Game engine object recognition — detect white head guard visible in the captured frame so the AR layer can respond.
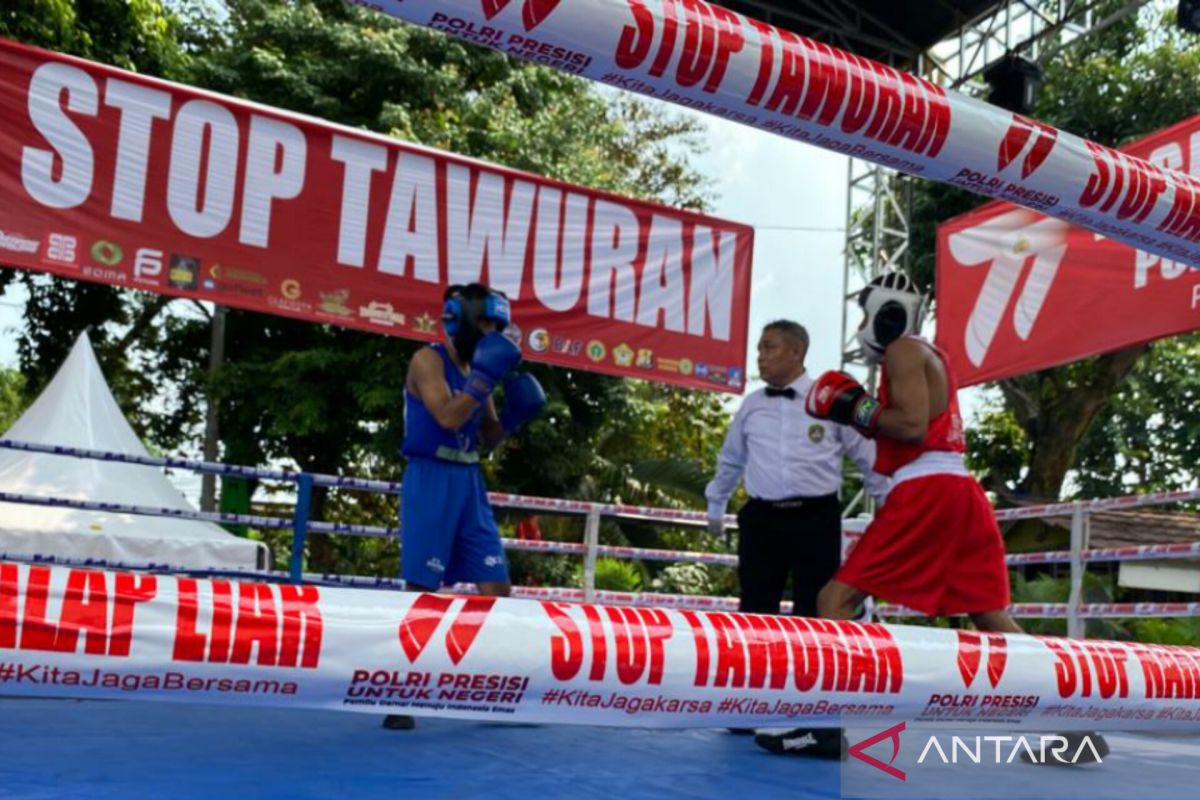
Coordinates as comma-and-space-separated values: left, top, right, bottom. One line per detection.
856, 271, 927, 364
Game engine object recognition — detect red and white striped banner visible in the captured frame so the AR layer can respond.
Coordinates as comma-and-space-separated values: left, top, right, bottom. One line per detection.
3, 562, 1198, 729
362, 0, 1200, 268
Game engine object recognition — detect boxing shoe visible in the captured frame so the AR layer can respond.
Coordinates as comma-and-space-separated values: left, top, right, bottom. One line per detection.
382, 714, 416, 731
755, 727, 848, 759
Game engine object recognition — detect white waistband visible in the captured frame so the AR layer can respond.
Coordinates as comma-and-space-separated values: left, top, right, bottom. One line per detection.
890, 451, 969, 486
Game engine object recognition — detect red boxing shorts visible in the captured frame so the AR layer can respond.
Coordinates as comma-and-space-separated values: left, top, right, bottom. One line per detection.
835, 474, 1010, 617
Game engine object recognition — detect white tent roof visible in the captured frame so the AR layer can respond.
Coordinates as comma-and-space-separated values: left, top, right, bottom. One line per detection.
0, 333, 265, 570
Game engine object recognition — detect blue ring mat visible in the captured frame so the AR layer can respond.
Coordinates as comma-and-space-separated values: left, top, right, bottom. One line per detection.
2, 698, 1198, 799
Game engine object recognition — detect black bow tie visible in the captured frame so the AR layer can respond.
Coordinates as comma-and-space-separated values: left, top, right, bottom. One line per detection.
765, 386, 796, 399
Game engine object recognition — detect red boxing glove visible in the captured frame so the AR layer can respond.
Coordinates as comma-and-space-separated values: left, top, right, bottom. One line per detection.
806, 371, 882, 437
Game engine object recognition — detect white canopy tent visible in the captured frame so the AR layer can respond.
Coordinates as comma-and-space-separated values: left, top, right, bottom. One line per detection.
0, 333, 266, 570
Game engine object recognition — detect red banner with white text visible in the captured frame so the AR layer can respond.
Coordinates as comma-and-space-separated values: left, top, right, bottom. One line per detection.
0, 38, 753, 393
937, 115, 1200, 386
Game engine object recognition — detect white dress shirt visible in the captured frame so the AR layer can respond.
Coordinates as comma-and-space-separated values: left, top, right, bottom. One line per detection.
705, 371, 888, 519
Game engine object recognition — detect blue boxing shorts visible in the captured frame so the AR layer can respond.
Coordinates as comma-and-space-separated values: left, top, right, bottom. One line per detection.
400, 457, 510, 589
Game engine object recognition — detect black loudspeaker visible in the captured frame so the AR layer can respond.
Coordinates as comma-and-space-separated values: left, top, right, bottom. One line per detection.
1181, 0, 1200, 33
983, 55, 1042, 115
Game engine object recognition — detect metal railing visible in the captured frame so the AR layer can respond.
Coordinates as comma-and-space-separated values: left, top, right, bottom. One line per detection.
1, 438, 1197, 630
0, 439, 734, 601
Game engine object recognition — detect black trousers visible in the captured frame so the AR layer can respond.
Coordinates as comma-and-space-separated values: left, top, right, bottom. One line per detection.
736, 494, 842, 617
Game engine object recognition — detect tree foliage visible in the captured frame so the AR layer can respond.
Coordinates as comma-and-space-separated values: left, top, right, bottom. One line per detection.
1074, 333, 1200, 497
0, 0, 189, 428
0, 369, 27, 434
1, 0, 725, 575
0, 0, 185, 74
170, 0, 721, 572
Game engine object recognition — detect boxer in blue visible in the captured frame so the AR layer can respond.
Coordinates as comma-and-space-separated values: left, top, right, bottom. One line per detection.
384, 282, 545, 731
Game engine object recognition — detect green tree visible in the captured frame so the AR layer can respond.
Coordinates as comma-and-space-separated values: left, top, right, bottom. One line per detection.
0, 0, 188, 435
0, 368, 27, 433
0, 0, 724, 577
137, 0, 721, 572
1074, 333, 1200, 497
913, 4, 1200, 500
0, 0, 184, 74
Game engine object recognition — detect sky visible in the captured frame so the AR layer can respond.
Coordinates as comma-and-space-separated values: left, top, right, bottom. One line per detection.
661, 103, 993, 420
0, 290, 21, 364
686, 108, 853, 381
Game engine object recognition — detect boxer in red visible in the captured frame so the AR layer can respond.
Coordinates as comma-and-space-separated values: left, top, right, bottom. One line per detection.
755, 272, 1105, 763
809, 271, 1013, 628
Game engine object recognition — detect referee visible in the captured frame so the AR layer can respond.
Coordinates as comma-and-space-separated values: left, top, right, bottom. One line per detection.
706, 320, 886, 618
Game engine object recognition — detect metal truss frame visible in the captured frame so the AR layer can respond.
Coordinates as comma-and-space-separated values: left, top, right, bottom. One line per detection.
840, 160, 911, 382
835, 0, 1149, 517
838, 0, 1153, 378
740, 0, 916, 65
918, 0, 1153, 90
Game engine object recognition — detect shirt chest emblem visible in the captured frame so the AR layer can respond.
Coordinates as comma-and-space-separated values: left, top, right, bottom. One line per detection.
808, 423, 827, 444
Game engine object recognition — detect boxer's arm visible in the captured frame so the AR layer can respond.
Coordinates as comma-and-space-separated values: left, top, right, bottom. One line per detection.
481, 398, 505, 447
705, 403, 749, 533
407, 348, 483, 432
877, 338, 931, 443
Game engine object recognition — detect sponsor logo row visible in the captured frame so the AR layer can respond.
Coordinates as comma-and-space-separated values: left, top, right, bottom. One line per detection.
2, 230, 741, 385
0, 230, 410, 330
524, 327, 743, 387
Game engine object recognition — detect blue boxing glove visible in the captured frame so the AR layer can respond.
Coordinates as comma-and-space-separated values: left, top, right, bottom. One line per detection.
464, 332, 522, 403
500, 372, 547, 434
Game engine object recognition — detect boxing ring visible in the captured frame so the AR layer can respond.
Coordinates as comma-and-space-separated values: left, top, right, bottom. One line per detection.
4, 0, 1200, 794
4, 440, 1200, 799
4, 438, 1200, 623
